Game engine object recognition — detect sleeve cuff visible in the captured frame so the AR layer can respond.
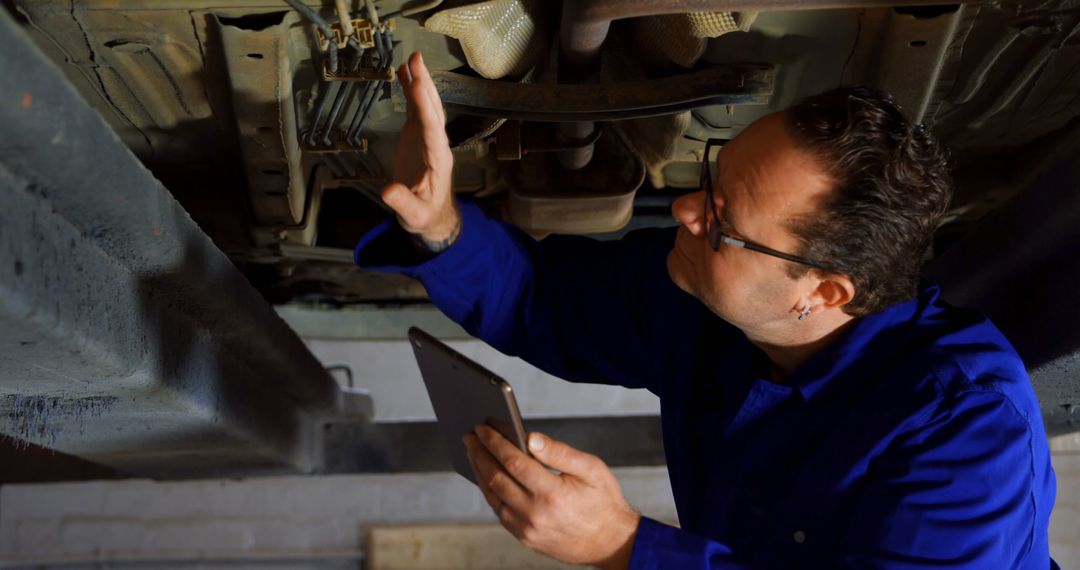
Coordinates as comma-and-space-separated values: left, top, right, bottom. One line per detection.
628, 517, 664, 569
628, 517, 744, 569
353, 199, 490, 277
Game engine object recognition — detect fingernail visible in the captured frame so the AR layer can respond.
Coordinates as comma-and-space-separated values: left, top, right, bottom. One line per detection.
529, 433, 545, 452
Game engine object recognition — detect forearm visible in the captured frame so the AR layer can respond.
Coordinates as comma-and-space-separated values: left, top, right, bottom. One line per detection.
356, 198, 697, 391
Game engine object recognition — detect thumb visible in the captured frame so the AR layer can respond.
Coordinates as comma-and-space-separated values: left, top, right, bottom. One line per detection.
381, 183, 426, 227
528, 431, 599, 477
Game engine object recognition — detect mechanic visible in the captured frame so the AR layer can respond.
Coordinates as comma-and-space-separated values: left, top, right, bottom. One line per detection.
354, 52, 1058, 569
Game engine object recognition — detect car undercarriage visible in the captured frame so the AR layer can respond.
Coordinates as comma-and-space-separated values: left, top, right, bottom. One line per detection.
2, 0, 1078, 477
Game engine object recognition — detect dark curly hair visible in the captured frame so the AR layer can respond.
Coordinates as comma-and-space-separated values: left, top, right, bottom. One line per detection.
783, 86, 953, 317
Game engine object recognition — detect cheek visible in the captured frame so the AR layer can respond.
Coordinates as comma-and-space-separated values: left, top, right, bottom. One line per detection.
702, 249, 765, 308
702, 247, 733, 289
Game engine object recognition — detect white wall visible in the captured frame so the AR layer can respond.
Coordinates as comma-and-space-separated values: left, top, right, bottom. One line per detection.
1049, 434, 1080, 567
304, 339, 661, 422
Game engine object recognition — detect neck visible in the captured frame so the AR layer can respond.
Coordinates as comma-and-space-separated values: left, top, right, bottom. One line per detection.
752, 315, 857, 381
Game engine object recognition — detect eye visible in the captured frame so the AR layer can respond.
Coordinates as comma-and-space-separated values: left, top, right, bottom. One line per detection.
719, 218, 743, 240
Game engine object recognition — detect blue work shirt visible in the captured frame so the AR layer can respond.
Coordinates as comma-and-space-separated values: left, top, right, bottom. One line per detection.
355, 199, 1058, 569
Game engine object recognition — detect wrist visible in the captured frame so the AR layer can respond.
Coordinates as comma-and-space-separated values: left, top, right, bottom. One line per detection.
416, 208, 462, 253
596, 510, 639, 570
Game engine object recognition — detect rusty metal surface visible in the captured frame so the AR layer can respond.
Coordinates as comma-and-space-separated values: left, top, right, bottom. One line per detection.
926, 0, 1080, 149
6, 0, 1079, 306
507, 127, 645, 234
217, 11, 307, 227
847, 5, 967, 123
432, 63, 776, 121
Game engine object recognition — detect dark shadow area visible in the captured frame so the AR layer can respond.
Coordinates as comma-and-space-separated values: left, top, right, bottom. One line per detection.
0, 438, 121, 484
926, 145, 1080, 369
321, 415, 665, 474
925, 142, 1080, 434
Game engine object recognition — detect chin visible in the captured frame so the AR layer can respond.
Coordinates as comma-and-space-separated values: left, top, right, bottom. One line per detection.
666, 250, 698, 298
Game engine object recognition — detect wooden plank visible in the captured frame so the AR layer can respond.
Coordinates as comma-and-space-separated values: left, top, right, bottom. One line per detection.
367, 524, 581, 569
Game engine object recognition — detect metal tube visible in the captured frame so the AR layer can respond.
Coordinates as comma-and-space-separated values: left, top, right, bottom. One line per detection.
558, 0, 606, 170
306, 80, 336, 147
335, 0, 354, 38
557, 122, 596, 170
344, 29, 387, 145
283, 0, 339, 73
347, 28, 393, 146
365, 0, 380, 27
306, 79, 330, 146
321, 81, 354, 145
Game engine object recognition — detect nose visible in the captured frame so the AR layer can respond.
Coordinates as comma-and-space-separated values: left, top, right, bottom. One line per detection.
673, 190, 707, 237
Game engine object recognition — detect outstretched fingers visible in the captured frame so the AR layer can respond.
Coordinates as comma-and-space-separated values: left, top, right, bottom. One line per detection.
398, 61, 415, 121
405, 52, 446, 133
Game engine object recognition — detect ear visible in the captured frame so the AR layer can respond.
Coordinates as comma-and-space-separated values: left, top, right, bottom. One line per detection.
807, 272, 855, 314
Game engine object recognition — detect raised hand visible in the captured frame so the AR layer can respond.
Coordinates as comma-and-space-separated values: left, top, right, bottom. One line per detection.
381, 51, 460, 251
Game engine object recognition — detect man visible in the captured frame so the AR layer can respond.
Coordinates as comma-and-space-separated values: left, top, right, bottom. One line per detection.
355, 52, 1058, 569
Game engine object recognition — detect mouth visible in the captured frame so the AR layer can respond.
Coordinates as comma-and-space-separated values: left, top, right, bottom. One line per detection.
673, 228, 695, 264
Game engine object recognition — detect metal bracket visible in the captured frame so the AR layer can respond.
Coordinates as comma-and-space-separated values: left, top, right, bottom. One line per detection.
319, 20, 396, 81
301, 130, 370, 152
317, 18, 395, 50
323, 65, 396, 82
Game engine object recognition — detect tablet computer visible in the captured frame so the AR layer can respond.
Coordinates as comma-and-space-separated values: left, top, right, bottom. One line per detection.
408, 326, 529, 484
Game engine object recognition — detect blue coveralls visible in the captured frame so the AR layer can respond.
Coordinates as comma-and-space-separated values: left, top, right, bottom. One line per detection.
356, 199, 1058, 569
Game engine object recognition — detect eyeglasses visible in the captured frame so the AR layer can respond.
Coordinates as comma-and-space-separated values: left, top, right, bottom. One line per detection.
700, 138, 831, 271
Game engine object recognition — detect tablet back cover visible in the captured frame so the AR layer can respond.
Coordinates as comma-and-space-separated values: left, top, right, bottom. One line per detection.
408, 327, 527, 484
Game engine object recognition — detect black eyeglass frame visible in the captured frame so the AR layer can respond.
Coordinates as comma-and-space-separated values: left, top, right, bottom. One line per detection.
700, 138, 833, 271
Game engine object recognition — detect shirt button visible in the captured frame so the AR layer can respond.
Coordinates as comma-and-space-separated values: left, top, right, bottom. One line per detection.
793, 530, 806, 543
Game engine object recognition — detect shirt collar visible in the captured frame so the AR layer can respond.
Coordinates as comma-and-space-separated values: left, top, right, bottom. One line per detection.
789, 284, 941, 401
